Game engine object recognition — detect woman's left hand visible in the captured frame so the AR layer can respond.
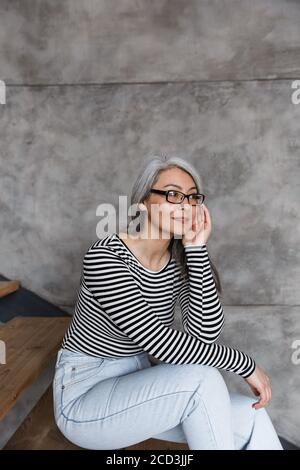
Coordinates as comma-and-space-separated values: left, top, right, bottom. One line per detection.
182, 203, 212, 246
244, 364, 272, 409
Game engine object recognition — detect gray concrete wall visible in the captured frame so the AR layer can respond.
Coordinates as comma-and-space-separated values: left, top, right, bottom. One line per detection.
0, 0, 299, 447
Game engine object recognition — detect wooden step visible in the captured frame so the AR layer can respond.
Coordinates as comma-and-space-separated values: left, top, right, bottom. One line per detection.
0, 280, 20, 298
1, 315, 189, 450
4, 385, 189, 450
0, 316, 71, 420
4, 386, 80, 450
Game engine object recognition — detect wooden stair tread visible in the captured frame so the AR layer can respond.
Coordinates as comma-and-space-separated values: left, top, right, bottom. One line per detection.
0, 281, 20, 298
2, 316, 188, 450
4, 386, 189, 450
4, 386, 80, 450
0, 316, 71, 420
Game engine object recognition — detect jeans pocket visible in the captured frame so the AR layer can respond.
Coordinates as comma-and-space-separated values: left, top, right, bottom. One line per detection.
62, 358, 106, 389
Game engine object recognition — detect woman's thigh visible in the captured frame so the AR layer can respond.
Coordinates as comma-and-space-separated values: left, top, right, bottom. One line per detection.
53, 350, 216, 450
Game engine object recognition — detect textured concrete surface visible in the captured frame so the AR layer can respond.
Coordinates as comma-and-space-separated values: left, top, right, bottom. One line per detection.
0, 81, 299, 305
0, 0, 299, 448
1, 0, 300, 84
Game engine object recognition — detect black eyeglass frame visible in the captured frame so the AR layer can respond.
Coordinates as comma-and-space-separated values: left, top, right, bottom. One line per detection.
149, 188, 205, 205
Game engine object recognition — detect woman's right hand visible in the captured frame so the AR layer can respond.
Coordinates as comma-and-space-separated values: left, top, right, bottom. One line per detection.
244, 364, 272, 410
182, 203, 212, 247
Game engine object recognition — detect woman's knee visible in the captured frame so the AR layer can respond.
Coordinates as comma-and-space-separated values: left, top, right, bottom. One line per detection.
230, 391, 257, 410
202, 366, 229, 392
230, 392, 276, 425
180, 364, 230, 402
180, 363, 225, 383
230, 391, 259, 427
157, 363, 230, 402
230, 391, 282, 449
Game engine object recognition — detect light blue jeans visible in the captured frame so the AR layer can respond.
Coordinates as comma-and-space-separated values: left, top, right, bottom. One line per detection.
52, 348, 283, 450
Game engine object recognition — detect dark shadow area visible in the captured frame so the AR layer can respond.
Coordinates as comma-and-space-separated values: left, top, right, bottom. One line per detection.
0, 274, 69, 323
279, 436, 299, 450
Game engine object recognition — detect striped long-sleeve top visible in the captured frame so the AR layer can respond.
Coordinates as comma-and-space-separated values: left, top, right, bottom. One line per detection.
62, 232, 256, 378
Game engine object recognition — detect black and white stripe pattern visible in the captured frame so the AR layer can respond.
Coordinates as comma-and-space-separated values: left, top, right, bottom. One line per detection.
62, 233, 256, 378
179, 245, 226, 344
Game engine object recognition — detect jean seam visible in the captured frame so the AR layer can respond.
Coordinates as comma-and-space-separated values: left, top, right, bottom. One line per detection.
195, 393, 219, 449
179, 379, 218, 449
103, 376, 120, 417
62, 362, 106, 389
59, 389, 197, 424
133, 355, 141, 370
236, 407, 257, 448
182, 365, 222, 449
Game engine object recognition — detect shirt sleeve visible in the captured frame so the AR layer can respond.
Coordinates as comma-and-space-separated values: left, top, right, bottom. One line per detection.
82, 245, 256, 378
178, 244, 225, 344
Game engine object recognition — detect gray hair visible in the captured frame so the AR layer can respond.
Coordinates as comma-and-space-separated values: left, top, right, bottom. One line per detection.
120, 155, 222, 294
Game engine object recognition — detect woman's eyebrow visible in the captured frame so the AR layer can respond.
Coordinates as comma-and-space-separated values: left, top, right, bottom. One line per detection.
162, 184, 197, 191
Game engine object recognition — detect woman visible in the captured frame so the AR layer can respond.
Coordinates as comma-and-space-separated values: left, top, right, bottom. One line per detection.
53, 155, 283, 450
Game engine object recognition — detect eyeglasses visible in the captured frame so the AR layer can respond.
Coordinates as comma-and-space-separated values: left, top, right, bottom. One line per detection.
150, 189, 205, 205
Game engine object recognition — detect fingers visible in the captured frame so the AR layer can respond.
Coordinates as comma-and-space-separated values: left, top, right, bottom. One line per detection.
264, 376, 272, 405
245, 365, 272, 410
196, 204, 203, 227
267, 381, 272, 402
251, 386, 260, 396
202, 203, 211, 229
255, 388, 268, 409
252, 388, 265, 409
252, 382, 272, 410
201, 204, 206, 223
194, 204, 209, 242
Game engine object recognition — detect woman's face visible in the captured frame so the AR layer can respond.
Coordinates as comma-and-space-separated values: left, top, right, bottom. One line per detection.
142, 167, 200, 239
